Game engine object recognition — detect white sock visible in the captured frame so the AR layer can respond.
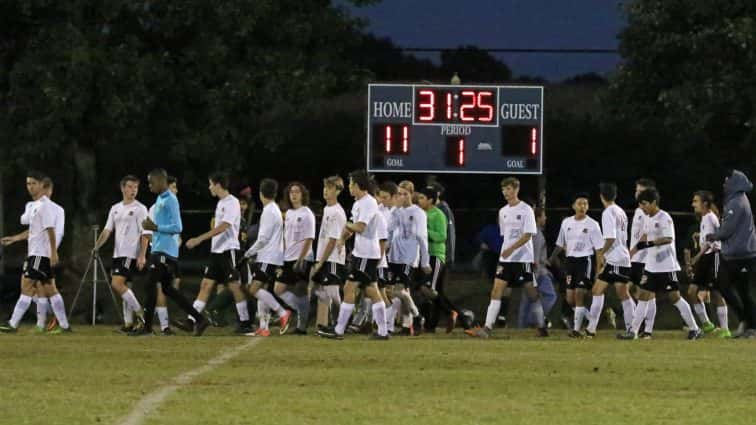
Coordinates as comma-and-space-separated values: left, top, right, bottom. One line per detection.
404, 290, 420, 316
280, 291, 298, 310
717, 306, 729, 330
236, 301, 250, 322
36, 297, 49, 328
188, 300, 206, 322
573, 307, 587, 332
621, 298, 636, 331
531, 300, 546, 328
385, 305, 395, 332
587, 295, 605, 333
631, 300, 649, 335
644, 298, 657, 333
255, 289, 283, 313
484, 299, 502, 329
156, 307, 169, 330
693, 302, 710, 324
123, 300, 134, 326
372, 301, 388, 336
49, 294, 69, 329
122, 290, 143, 318
258, 300, 271, 330
334, 302, 355, 335
389, 298, 401, 330
402, 313, 412, 328
10, 294, 33, 328
674, 298, 699, 331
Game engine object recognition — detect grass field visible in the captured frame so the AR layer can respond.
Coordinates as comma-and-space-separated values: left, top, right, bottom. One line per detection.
2, 326, 756, 425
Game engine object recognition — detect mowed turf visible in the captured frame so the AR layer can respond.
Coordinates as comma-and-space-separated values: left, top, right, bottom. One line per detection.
2, 327, 756, 425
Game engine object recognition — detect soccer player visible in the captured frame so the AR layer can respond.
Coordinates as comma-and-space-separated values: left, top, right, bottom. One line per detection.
243, 178, 292, 337
1, 172, 71, 333
550, 193, 603, 338
311, 176, 347, 331
688, 190, 730, 337
517, 207, 558, 328
629, 178, 655, 337
131, 169, 208, 336
374, 181, 396, 333
585, 183, 634, 337
92, 175, 149, 332
181, 172, 252, 334
151, 176, 181, 334
274, 182, 316, 334
317, 170, 389, 340
619, 188, 702, 340
467, 177, 548, 338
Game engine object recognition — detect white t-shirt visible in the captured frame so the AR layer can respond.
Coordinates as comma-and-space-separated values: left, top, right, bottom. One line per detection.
249, 202, 284, 266
317, 203, 347, 264
643, 210, 681, 273
27, 196, 56, 258
498, 201, 537, 263
630, 208, 649, 263
601, 204, 631, 267
556, 216, 604, 258
699, 212, 722, 254
20, 201, 36, 225
350, 194, 381, 260
104, 201, 149, 259
376, 209, 390, 268
284, 206, 316, 261
211, 195, 241, 253
49, 200, 65, 249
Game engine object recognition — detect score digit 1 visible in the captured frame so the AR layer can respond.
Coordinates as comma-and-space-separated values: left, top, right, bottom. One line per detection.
446, 137, 465, 167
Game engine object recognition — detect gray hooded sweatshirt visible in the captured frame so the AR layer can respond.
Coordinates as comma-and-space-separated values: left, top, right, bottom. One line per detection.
712, 170, 756, 260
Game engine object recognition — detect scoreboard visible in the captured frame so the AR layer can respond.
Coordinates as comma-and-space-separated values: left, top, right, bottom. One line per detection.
367, 83, 544, 174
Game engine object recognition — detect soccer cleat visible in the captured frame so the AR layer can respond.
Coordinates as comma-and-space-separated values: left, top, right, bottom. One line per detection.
345, 324, 361, 334
246, 328, 271, 337
639, 331, 653, 340
413, 316, 426, 335
687, 329, 704, 340
446, 311, 458, 334
193, 318, 210, 337
128, 326, 155, 336
172, 318, 195, 333
118, 325, 135, 334
701, 322, 717, 334
717, 328, 732, 339
161, 328, 176, 336
465, 326, 491, 338
536, 327, 549, 337
316, 326, 343, 340
46, 317, 58, 332
567, 330, 584, 339
584, 330, 596, 339
0, 323, 18, 333
278, 310, 293, 335
234, 322, 254, 335
47, 326, 72, 335
604, 308, 617, 330
207, 310, 227, 327
369, 332, 390, 340
616, 331, 638, 340
560, 315, 572, 330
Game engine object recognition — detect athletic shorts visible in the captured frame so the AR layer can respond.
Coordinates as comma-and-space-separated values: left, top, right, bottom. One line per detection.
311, 261, 346, 286
250, 262, 279, 286
630, 262, 645, 285
495, 262, 534, 287
693, 252, 721, 290
597, 264, 631, 284
565, 256, 595, 290
112, 257, 138, 281
424, 256, 446, 291
388, 262, 414, 286
641, 271, 680, 292
203, 251, 241, 284
377, 267, 390, 287
277, 260, 312, 286
346, 256, 379, 286
23, 256, 53, 282
148, 254, 179, 286
238, 261, 253, 285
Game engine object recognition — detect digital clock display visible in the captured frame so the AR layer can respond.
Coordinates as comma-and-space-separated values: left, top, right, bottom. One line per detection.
367, 84, 544, 174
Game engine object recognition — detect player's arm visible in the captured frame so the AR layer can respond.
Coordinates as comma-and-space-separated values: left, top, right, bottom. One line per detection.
93, 229, 112, 252
244, 211, 273, 258
548, 223, 566, 264
501, 233, 533, 260
47, 227, 58, 266
1, 230, 29, 246
186, 222, 230, 249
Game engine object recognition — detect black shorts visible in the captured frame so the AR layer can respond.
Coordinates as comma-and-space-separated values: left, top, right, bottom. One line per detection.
424, 257, 446, 291
630, 262, 645, 285
112, 257, 138, 281
389, 263, 414, 285
250, 262, 279, 286
311, 262, 346, 286
693, 252, 721, 289
203, 251, 241, 284
495, 262, 534, 287
598, 264, 631, 284
346, 256, 380, 286
641, 271, 680, 292
174, 261, 182, 279
148, 254, 179, 286
377, 267, 390, 287
277, 260, 312, 285
565, 256, 595, 290
238, 261, 253, 285
23, 256, 53, 282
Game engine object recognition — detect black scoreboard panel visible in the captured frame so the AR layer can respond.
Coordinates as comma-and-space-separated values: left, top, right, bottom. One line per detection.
367, 84, 544, 174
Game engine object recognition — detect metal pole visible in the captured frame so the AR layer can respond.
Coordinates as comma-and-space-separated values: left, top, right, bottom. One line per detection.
91, 225, 98, 325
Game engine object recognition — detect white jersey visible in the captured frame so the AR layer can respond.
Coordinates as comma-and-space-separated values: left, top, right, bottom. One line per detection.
376, 209, 390, 268
248, 202, 284, 266
27, 196, 56, 258
317, 203, 347, 264
556, 216, 603, 258
104, 201, 149, 259
700, 212, 721, 254
49, 200, 65, 249
643, 210, 680, 273
630, 208, 649, 263
350, 194, 381, 260
601, 204, 631, 267
20, 201, 36, 225
284, 206, 316, 261
388, 204, 430, 268
498, 201, 537, 263
212, 195, 241, 253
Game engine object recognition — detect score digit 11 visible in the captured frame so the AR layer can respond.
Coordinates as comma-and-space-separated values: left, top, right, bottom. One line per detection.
378, 124, 410, 155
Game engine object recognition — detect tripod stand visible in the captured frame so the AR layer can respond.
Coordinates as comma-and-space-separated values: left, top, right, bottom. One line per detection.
69, 225, 122, 325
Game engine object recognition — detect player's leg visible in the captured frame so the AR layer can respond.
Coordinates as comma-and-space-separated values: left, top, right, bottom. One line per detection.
318, 280, 358, 339
247, 267, 293, 334
619, 287, 654, 339
523, 279, 547, 336
586, 279, 608, 335
43, 278, 71, 333
668, 284, 702, 339
614, 282, 635, 332
467, 274, 509, 338
1, 276, 37, 332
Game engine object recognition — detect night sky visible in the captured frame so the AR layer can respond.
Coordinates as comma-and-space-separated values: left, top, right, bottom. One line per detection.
345, 0, 625, 81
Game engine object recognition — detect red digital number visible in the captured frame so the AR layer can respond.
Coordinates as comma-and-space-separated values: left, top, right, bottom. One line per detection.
478, 91, 494, 122
418, 90, 435, 121
457, 138, 465, 166
459, 91, 476, 122
446, 92, 453, 120
402, 125, 409, 153
531, 128, 537, 155
384, 125, 392, 153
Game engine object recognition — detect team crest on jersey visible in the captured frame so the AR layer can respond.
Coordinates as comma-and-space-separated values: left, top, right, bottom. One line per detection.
582, 228, 588, 233
128, 211, 134, 216
655, 223, 659, 228
516, 215, 521, 220
409, 216, 414, 221
297, 217, 302, 222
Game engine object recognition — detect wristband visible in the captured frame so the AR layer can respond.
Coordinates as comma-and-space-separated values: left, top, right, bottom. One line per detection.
636, 241, 655, 250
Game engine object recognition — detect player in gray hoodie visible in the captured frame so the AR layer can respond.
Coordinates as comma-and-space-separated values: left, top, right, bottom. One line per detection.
707, 170, 756, 336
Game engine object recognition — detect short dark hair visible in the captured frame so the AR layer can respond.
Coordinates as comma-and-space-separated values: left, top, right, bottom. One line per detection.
26, 170, 47, 182
348, 169, 370, 191
572, 192, 590, 203
259, 178, 278, 200
167, 175, 177, 185
120, 175, 140, 188
418, 186, 438, 203
378, 181, 399, 196
431, 181, 446, 199
637, 188, 660, 204
500, 177, 520, 189
283, 182, 310, 209
635, 178, 656, 189
599, 182, 617, 201
149, 168, 168, 179
209, 171, 230, 189
41, 176, 53, 189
